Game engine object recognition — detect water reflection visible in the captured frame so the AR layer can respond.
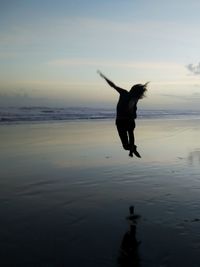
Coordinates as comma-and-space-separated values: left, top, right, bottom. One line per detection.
118, 206, 141, 267
188, 149, 200, 165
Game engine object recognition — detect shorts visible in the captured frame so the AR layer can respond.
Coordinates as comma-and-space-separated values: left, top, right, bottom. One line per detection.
115, 118, 135, 131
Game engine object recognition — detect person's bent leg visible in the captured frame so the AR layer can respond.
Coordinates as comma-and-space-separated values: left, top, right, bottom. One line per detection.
116, 122, 130, 150
128, 129, 135, 157
128, 121, 141, 158
128, 129, 135, 150
128, 120, 135, 152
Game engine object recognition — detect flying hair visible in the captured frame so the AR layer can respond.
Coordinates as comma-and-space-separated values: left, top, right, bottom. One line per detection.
129, 82, 149, 99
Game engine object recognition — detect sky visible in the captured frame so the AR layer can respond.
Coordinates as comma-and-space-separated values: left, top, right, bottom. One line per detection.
1, 0, 200, 109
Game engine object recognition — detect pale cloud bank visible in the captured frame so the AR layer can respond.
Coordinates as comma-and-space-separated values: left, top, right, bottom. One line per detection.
186, 63, 200, 75
48, 58, 182, 70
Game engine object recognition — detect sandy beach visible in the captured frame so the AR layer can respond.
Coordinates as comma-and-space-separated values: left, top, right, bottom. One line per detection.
1, 118, 200, 266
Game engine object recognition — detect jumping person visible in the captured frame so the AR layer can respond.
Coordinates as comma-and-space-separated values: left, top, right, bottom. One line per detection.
98, 71, 148, 158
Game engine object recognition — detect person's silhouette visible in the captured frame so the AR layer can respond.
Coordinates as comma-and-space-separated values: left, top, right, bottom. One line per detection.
98, 71, 148, 158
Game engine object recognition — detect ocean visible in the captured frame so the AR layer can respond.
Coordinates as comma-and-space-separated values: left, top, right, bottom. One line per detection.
0, 106, 200, 123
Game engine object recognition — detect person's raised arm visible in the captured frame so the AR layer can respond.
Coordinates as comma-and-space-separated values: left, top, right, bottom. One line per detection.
97, 70, 125, 94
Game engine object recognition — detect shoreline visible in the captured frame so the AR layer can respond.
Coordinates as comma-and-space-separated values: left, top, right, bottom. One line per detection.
1, 114, 200, 126
1, 106, 200, 125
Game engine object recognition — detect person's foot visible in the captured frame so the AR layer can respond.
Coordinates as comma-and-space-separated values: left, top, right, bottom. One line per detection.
129, 151, 133, 157
133, 149, 141, 158
131, 145, 141, 158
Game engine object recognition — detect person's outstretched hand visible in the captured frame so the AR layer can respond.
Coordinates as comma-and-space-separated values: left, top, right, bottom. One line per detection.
97, 70, 105, 79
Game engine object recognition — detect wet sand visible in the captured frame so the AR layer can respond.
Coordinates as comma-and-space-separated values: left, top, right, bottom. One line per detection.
1, 118, 200, 266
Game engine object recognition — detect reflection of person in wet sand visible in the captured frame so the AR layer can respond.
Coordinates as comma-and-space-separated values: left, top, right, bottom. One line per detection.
98, 71, 148, 158
118, 206, 141, 267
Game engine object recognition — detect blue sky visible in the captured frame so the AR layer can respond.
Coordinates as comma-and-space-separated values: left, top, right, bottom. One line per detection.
1, 0, 200, 108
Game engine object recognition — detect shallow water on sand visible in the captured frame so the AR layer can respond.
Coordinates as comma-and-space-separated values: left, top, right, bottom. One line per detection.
1, 119, 200, 266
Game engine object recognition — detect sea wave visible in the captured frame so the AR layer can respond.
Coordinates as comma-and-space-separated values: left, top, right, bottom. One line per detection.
0, 107, 200, 124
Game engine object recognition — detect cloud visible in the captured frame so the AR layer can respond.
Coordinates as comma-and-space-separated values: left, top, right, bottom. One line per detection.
0, 91, 69, 107
160, 92, 200, 101
186, 63, 200, 75
48, 58, 181, 70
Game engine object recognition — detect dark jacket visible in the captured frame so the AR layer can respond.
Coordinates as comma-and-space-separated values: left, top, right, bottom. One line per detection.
116, 90, 137, 120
